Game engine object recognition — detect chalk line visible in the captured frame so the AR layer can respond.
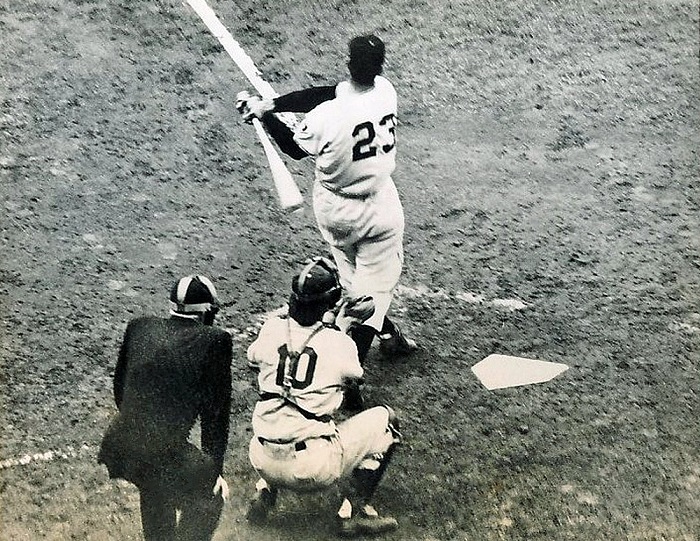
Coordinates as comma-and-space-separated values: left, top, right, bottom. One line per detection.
0, 445, 94, 470
395, 284, 527, 311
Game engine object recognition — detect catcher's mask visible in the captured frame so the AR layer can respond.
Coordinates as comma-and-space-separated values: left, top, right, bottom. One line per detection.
289, 257, 342, 326
169, 275, 220, 324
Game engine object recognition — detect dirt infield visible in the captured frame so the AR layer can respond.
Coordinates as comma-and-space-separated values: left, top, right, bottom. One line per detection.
1, 0, 698, 539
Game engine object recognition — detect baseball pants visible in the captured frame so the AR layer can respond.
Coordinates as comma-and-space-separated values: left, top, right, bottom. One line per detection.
249, 406, 396, 491
313, 181, 405, 332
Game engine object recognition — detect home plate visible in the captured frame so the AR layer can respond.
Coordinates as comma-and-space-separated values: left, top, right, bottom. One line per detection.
472, 354, 569, 390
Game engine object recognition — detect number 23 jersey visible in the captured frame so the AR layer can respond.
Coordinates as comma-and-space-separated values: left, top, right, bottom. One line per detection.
247, 316, 364, 441
293, 76, 398, 197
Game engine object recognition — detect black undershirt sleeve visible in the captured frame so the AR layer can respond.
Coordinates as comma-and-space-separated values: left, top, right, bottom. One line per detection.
260, 113, 309, 160
272, 85, 337, 113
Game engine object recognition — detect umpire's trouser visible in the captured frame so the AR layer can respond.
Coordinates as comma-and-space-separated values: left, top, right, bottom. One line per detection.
99, 422, 223, 541
137, 444, 223, 541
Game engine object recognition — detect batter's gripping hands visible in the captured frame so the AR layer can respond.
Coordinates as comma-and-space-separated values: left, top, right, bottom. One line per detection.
235, 91, 274, 123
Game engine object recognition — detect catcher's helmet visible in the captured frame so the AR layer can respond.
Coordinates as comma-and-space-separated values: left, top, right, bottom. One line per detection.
348, 35, 385, 86
289, 257, 342, 325
169, 275, 219, 318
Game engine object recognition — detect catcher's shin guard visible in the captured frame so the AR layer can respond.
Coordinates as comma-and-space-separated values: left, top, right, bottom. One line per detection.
350, 443, 397, 503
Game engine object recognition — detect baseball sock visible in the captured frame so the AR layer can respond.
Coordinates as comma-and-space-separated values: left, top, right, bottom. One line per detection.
350, 444, 397, 503
350, 324, 376, 363
379, 317, 397, 339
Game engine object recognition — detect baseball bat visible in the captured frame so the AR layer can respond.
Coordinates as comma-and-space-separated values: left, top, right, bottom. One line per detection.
185, 0, 303, 211
251, 117, 304, 210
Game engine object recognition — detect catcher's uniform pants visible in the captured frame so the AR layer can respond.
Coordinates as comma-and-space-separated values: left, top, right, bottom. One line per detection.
249, 406, 396, 491
312, 180, 405, 332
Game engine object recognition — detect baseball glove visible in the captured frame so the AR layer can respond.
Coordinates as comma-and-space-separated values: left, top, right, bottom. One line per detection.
341, 295, 375, 324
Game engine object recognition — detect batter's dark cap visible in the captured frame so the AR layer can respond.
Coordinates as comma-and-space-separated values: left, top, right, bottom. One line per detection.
349, 35, 385, 67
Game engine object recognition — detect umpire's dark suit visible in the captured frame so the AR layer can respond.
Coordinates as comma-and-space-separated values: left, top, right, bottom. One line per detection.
99, 315, 232, 541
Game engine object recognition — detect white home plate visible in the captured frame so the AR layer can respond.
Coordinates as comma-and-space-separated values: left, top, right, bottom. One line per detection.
472, 354, 569, 390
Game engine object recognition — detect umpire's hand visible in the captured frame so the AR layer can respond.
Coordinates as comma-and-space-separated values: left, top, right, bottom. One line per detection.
213, 476, 230, 501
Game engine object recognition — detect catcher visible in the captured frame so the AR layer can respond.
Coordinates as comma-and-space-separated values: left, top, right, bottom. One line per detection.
245, 256, 402, 537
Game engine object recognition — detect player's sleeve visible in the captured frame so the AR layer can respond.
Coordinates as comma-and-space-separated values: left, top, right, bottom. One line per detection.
337, 334, 364, 381
113, 322, 132, 409
272, 85, 337, 113
247, 318, 280, 369
200, 330, 233, 474
293, 106, 328, 157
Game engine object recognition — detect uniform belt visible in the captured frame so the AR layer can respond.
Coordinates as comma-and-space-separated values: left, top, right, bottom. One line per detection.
322, 184, 373, 200
336, 191, 372, 200
258, 437, 307, 452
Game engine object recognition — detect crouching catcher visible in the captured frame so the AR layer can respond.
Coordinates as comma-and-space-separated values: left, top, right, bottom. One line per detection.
246, 257, 402, 537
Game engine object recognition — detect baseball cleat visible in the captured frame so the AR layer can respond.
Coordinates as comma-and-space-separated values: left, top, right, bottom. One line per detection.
378, 324, 417, 358
245, 486, 277, 524
338, 512, 398, 537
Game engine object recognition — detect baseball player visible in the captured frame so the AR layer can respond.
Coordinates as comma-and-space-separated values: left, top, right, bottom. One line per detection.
98, 275, 232, 541
237, 35, 416, 381
245, 256, 401, 537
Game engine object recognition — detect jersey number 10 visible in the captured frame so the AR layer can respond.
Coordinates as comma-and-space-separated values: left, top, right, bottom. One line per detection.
352, 114, 397, 162
276, 345, 317, 390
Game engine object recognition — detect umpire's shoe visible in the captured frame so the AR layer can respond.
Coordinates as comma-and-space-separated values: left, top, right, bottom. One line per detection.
378, 323, 417, 358
338, 510, 398, 537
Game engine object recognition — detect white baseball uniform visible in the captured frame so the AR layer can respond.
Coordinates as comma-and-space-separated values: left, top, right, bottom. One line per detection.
292, 76, 405, 331
247, 314, 397, 490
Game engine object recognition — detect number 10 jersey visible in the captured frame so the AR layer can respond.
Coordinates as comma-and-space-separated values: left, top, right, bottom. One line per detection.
247, 315, 363, 442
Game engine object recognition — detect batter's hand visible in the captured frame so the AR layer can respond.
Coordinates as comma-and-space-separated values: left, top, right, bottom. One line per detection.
235, 91, 254, 122
213, 475, 230, 501
248, 97, 274, 119
235, 91, 274, 123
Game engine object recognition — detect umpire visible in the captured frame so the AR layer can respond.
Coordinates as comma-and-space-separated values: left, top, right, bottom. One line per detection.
98, 275, 233, 541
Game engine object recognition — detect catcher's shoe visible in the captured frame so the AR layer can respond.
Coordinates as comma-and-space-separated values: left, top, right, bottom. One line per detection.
337, 511, 398, 537
245, 486, 277, 524
378, 324, 417, 358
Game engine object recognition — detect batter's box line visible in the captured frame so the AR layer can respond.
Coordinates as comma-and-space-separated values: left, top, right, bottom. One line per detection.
394, 284, 527, 311
0, 444, 94, 470
222, 287, 527, 341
